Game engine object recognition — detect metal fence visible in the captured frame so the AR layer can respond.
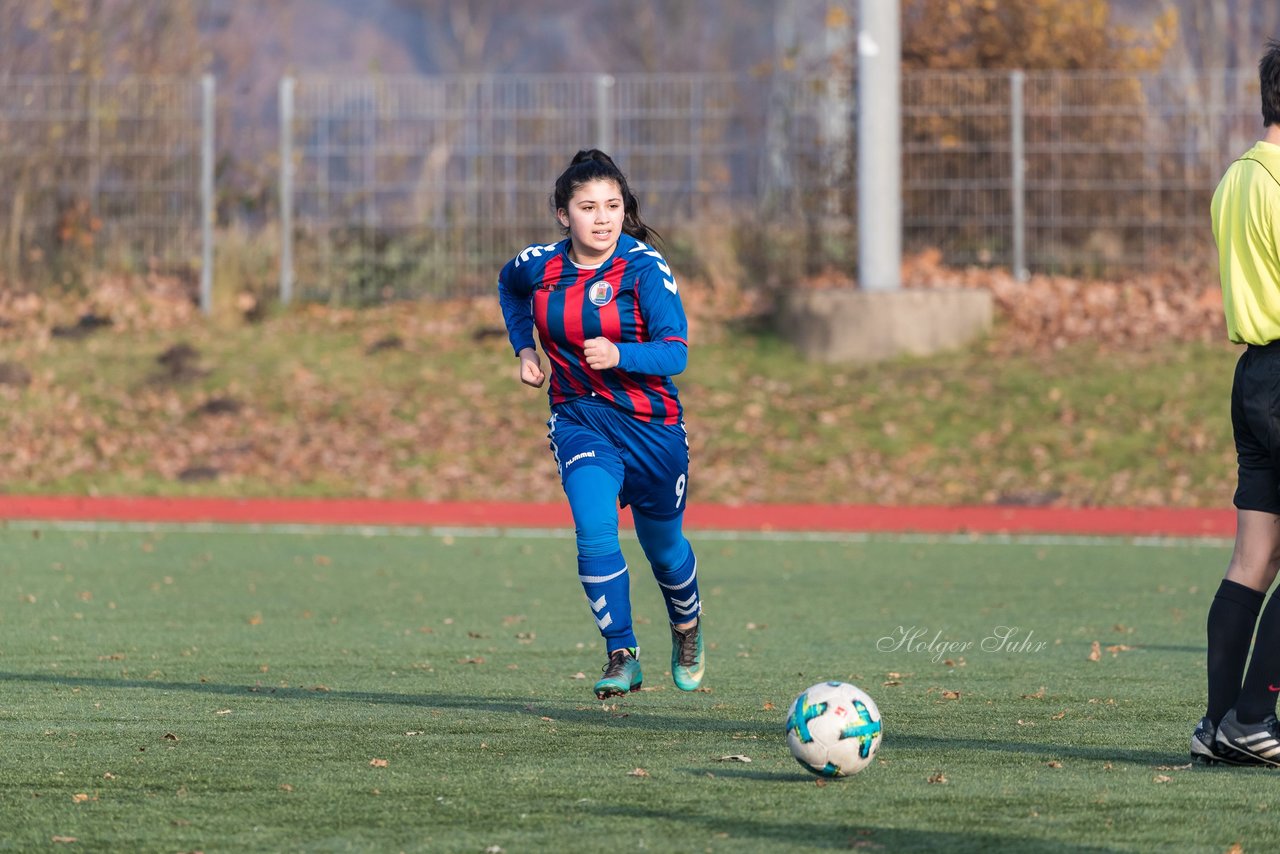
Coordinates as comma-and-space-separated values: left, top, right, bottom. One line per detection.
281, 69, 1259, 300
902, 69, 1259, 276
0, 75, 214, 307
279, 73, 799, 302
0, 69, 1262, 305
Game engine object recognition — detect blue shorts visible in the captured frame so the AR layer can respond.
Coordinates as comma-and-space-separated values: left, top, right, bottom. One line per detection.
548, 397, 690, 520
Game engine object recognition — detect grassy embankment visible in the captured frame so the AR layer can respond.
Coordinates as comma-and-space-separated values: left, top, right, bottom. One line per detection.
0, 299, 1239, 507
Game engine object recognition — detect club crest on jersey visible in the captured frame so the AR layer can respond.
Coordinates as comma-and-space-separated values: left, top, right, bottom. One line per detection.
588, 280, 614, 307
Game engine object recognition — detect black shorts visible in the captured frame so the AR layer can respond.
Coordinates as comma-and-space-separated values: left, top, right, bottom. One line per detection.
1233, 341, 1280, 514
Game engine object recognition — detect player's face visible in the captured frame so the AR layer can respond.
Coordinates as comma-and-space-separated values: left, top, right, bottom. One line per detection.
558, 179, 624, 266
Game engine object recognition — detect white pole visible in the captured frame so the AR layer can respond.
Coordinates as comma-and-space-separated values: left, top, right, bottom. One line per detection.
1011, 70, 1028, 281
200, 74, 215, 315
596, 74, 615, 154
856, 0, 901, 291
279, 77, 295, 305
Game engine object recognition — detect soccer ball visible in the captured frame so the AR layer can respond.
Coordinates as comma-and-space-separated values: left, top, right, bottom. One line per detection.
785, 681, 882, 777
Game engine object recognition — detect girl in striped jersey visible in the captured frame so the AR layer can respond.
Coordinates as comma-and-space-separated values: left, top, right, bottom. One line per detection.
498, 149, 705, 700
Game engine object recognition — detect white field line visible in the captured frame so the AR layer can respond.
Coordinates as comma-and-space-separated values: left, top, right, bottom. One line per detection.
0, 518, 1232, 549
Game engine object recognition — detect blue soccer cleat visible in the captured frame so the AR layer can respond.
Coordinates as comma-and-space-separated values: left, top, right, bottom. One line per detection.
594, 648, 643, 699
670, 617, 705, 692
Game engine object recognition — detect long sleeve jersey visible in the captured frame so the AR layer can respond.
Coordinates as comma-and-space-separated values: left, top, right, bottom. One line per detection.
498, 233, 688, 425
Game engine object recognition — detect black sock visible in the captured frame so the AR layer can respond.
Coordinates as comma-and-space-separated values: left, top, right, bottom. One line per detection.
1233, 585, 1280, 724
1207, 578, 1265, 725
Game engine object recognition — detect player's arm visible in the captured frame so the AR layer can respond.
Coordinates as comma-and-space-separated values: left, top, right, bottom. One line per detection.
612, 253, 689, 376
497, 257, 545, 387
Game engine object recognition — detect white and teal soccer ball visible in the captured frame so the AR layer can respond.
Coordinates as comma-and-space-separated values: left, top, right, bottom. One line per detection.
785, 681, 882, 777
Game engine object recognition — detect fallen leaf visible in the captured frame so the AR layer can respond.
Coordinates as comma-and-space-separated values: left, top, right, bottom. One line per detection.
571, 672, 586, 680
1022, 687, 1046, 699
627, 768, 649, 777
762, 701, 776, 711
1051, 710, 1066, 720
941, 690, 961, 700
369, 758, 388, 768
280, 783, 294, 792
1153, 774, 1171, 783
927, 772, 947, 784
71, 793, 92, 803
882, 680, 903, 687
52, 837, 77, 844
1046, 760, 1063, 768
717, 755, 752, 763
1088, 641, 1101, 662
163, 732, 179, 741
215, 709, 232, 716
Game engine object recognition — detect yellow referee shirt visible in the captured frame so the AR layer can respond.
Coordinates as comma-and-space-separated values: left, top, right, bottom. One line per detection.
1212, 140, 1280, 345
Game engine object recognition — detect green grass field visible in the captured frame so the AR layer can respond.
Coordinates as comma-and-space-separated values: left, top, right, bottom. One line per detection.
0, 523, 1265, 853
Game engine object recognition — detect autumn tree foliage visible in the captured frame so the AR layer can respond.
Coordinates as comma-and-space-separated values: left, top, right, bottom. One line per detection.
0, 0, 210, 289
898, 0, 1183, 274
902, 0, 1177, 72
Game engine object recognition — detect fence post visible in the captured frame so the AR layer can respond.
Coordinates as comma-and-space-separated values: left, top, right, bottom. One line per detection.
595, 74, 615, 154
279, 77, 295, 305
200, 74, 215, 315
1010, 70, 1028, 282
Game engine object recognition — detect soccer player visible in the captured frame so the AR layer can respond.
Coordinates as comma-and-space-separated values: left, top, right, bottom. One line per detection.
497, 149, 705, 700
1194, 39, 1280, 766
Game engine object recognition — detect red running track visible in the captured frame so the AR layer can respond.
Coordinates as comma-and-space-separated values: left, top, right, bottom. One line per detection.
0, 496, 1236, 538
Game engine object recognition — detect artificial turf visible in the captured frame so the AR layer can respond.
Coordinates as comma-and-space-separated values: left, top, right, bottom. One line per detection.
0, 523, 1262, 852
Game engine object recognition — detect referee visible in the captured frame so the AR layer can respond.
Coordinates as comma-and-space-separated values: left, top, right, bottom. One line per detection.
1194, 39, 1280, 766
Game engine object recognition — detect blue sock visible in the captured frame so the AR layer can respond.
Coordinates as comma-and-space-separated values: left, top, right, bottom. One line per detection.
634, 511, 700, 626
578, 552, 635, 653
565, 465, 636, 653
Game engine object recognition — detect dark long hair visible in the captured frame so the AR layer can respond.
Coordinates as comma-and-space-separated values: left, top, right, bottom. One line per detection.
551, 149, 662, 247
1263, 39, 1280, 127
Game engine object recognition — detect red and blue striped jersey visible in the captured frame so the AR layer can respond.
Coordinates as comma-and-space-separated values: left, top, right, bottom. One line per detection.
498, 233, 688, 425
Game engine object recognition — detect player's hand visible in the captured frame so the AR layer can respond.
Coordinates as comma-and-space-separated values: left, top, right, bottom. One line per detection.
518, 348, 545, 388
583, 337, 620, 370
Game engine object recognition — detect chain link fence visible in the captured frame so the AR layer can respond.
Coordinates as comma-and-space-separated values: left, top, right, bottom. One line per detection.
0, 69, 1261, 303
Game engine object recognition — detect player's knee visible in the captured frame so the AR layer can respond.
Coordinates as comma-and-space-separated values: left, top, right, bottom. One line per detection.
650, 538, 691, 572
1225, 558, 1279, 593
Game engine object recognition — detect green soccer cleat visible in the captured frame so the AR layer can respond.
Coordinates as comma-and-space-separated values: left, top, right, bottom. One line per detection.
594, 648, 643, 699
670, 617, 705, 691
